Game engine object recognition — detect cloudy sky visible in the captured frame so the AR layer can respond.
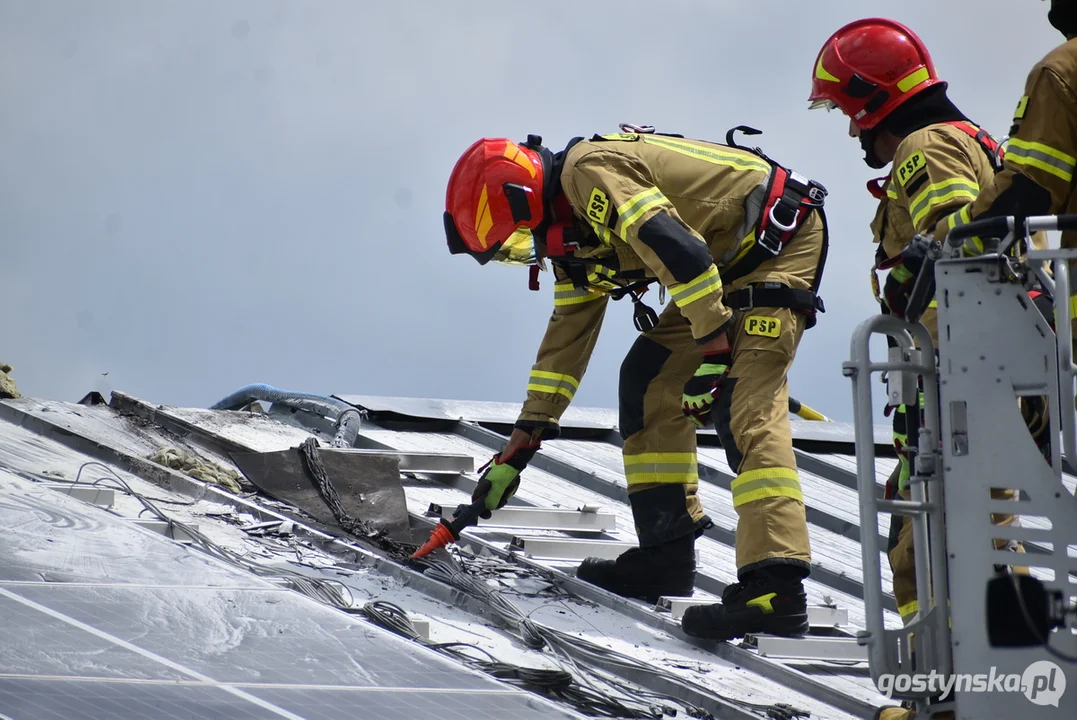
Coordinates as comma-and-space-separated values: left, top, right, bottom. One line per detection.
0, 0, 1063, 422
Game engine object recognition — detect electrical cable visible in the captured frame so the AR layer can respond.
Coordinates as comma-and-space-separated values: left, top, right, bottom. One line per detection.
417, 553, 810, 719
68, 461, 357, 610
59, 460, 804, 718
58, 463, 684, 717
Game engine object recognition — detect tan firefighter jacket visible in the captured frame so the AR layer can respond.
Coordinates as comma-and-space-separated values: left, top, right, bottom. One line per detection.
940, 39, 1077, 254
514, 132, 822, 436
872, 122, 1005, 289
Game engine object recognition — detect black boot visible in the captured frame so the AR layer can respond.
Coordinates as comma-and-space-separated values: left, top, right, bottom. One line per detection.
575, 533, 696, 604
681, 566, 809, 641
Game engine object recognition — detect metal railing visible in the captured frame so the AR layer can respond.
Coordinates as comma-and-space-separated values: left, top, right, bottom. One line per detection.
841, 213, 1077, 702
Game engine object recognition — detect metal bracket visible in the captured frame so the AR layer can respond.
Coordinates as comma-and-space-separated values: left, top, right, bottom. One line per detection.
129, 519, 200, 544
744, 634, 868, 662
42, 483, 115, 508
330, 449, 474, 475
427, 503, 617, 533
656, 596, 849, 628
886, 345, 921, 408
508, 536, 636, 561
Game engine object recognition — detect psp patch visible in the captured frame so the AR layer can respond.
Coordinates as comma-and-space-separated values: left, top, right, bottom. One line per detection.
896, 150, 926, 187
587, 187, 611, 225
1014, 95, 1029, 121
744, 316, 781, 338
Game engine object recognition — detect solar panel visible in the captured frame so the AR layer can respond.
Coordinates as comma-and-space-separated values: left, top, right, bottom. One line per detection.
0, 472, 582, 719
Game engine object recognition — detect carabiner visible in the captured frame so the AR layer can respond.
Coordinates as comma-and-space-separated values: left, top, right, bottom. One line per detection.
769, 203, 800, 233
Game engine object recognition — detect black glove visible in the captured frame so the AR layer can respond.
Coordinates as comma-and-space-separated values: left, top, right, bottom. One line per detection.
681, 352, 733, 428
472, 442, 540, 519
879, 243, 928, 319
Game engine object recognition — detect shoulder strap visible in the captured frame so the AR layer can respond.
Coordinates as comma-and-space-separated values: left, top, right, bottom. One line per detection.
944, 120, 1006, 172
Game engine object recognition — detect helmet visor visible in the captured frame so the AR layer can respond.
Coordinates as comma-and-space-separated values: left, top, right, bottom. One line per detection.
808, 98, 839, 111
492, 227, 538, 267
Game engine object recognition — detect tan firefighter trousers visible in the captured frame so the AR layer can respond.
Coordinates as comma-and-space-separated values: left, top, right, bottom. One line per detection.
617, 210, 824, 576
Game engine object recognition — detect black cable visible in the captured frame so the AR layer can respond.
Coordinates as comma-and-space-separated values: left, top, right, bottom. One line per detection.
68, 461, 357, 610
357, 598, 651, 718
416, 553, 807, 719
61, 461, 793, 718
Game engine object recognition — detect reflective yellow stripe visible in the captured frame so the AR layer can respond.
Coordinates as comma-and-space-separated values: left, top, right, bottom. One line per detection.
909, 178, 980, 227
1069, 294, 1077, 318
553, 282, 602, 306
898, 599, 919, 619
897, 67, 930, 93
730, 467, 803, 507
640, 135, 771, 173
670, 265, 722, 308
1007, 138, 1076, 182
617, 187, 669, 233
725, 230, 758, 269
527, 370, 579, 400
589, 221, 612, 245
889, 264, 913, 283
949, 204, 972, 230
886, 185, 898, 200
623, 452, 698, 485
945, 205, 982, 251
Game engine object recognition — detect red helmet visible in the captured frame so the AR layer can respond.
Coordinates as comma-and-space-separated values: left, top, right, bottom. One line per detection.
444, 137, 547, 266
808, 18, 944, 130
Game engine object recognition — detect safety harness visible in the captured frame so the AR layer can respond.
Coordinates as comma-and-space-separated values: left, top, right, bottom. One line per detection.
528, 125, 830, 332
719, 126, 830, 330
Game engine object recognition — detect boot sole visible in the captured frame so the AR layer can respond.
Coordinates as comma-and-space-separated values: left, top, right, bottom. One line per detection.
683, 609, 810, 641
575, 567, 695, 605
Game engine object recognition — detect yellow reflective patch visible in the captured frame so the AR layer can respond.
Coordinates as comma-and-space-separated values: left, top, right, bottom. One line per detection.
896, 67, 930, 93
1014, 95, 1029, 120
744, 316, 781, 338
475, 185, 493, 249
504, 144, 537, 178
746, 592, 777, 614
586, 187, 610, 225
814, 55, 839, 83
896, 150, 926, 187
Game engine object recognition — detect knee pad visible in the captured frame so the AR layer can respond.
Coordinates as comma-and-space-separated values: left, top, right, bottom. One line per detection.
619, 336, 671, 440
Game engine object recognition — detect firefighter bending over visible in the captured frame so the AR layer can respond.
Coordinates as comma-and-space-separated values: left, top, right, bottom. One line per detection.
444, 126, 829, 640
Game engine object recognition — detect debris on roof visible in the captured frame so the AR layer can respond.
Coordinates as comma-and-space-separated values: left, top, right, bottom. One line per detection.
0, 363, 19, 399
6, 386, 1032, 719
148, 446, 243, 493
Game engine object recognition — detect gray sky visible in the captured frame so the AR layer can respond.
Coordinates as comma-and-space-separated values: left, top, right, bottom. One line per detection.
0, 0, 1063, 422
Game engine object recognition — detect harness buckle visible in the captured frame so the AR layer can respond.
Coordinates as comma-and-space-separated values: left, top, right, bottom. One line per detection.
768, 202, 800, 234
739, 285, 755, 310
808, 184, 828, 204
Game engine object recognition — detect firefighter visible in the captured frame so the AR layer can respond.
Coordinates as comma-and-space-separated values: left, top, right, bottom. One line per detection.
933, 0, 1077, 266
444, 126, 829, 640
808, 18, 1042, 720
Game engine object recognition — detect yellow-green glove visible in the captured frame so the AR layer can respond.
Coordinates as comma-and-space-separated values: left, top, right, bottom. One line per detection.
681, 353, 732, 429
472, 442, 540, 517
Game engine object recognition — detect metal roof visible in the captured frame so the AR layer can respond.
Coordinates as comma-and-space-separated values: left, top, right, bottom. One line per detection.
4, 389, 1063, 719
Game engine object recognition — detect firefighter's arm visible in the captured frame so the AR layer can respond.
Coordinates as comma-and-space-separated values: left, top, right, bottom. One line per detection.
514, 264, 609, 440
564, 149, 733, 345
891, 128, 984, 237
936, 66, 1077, 242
